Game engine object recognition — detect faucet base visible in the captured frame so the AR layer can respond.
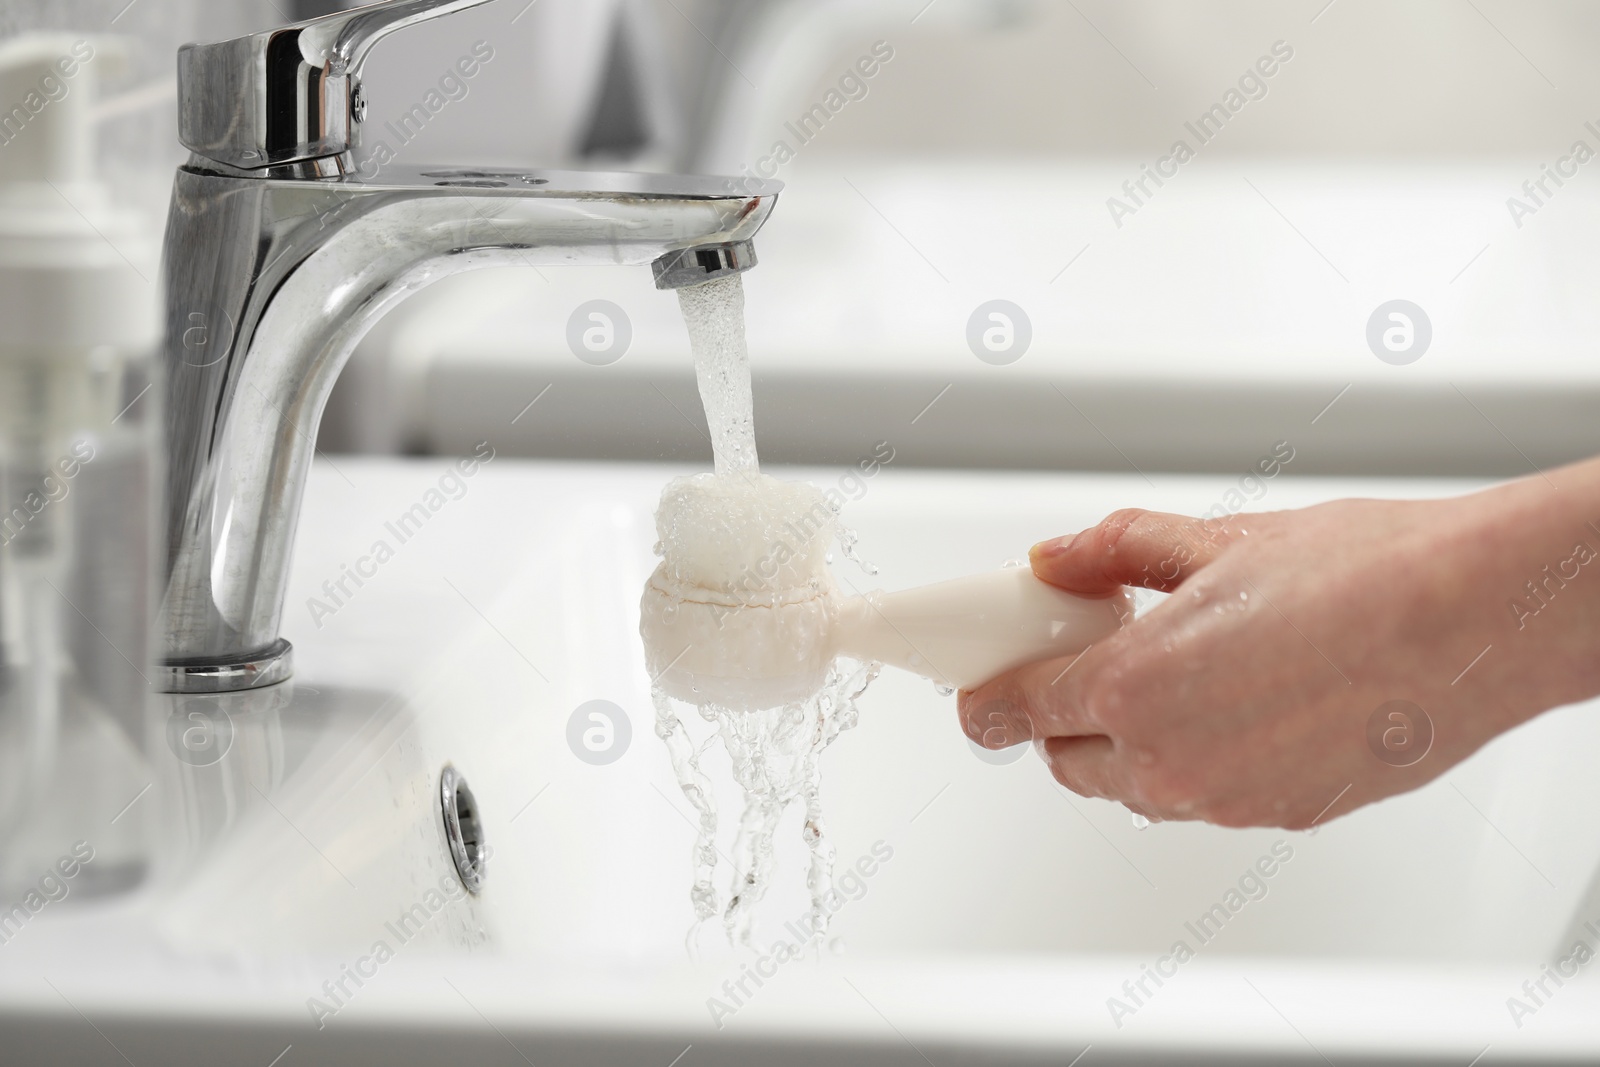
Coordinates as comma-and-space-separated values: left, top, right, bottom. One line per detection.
157, 639, 294, 695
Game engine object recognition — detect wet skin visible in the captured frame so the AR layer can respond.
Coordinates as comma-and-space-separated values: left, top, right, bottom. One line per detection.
959, 456, 1600, 829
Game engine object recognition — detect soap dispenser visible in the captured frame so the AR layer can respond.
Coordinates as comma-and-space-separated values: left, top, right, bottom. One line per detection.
0, 32, 159, 896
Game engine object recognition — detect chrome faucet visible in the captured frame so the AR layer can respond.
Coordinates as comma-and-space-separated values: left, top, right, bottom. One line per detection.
156, 0, 779, 694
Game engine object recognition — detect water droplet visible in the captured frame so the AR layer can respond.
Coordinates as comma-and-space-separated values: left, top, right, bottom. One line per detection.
828, 937, 847, 956
1002, 558, 1027, 569
1131, 813, 1151, 830
1238, 590, 1249, 602
934, 683, 954, 697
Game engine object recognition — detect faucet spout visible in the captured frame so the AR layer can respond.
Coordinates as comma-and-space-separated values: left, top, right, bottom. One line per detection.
157, 163, 779, 693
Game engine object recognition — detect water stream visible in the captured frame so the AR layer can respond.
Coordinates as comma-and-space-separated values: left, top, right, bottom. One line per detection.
651, 275, 878, 949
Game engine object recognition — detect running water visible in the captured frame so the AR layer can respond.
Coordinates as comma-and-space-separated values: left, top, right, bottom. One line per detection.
678, 276, 758, 478
651, 274, 879, 949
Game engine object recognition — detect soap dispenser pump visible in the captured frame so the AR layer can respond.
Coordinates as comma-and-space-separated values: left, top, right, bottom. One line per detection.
0, 31, 159, 897
0, 33, 153, 377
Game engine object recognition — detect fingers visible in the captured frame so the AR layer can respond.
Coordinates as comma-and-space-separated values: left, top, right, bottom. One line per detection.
960, 650, 1175, 814
1039, 735, 1132, 800
957, 675, 1130, 801
960, 690, 1037, 751
1030, 507, 1248, 595
958, 637, 1119, 743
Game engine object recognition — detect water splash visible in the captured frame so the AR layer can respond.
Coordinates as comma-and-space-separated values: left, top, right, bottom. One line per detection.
836, 520, 879, 576
654, 661, 877, 947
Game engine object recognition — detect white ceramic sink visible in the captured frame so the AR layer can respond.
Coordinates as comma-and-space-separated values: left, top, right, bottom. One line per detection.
3, 458, 1598, 1064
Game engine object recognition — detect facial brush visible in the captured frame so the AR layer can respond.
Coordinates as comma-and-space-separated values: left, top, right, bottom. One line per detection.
641, 565, 1131, 711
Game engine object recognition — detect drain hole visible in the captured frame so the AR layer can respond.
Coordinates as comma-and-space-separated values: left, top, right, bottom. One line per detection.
434, 179, 507, 188
695, 248, 724, 273
439, 764, 486, 894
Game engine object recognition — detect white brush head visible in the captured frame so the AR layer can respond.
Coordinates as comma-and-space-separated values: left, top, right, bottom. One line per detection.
640, 473, 841, 710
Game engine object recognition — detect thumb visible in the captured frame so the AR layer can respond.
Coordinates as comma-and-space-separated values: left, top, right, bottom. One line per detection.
1030, 508, 1250, 595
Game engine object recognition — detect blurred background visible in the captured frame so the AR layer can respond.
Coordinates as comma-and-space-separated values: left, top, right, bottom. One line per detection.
7, 0, 1600, 476
319, 0, 1600, 478
2, 5, 1600, 1058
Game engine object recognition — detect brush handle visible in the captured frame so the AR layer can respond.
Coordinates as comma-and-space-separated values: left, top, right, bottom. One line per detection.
833, 568, 1131, 691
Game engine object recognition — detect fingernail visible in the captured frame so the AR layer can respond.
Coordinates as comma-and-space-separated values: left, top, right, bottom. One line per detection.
1032, 534, 1075, 559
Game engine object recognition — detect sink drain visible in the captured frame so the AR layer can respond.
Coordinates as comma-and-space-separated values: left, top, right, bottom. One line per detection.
438, 764, 486, 894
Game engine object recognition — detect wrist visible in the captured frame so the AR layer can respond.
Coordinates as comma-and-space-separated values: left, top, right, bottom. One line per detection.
1467, 457, 1600, 716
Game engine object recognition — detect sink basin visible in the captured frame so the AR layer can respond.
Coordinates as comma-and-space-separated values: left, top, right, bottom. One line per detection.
4, 459, 1597, 1064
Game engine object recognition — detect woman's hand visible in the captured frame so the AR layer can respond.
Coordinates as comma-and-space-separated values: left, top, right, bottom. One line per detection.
957, 461, 1600, 828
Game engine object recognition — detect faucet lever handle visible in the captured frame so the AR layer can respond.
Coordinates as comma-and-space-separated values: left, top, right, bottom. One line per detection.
178, 0, 498, 172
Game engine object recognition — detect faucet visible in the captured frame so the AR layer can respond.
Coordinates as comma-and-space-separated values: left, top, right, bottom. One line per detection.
156, 0, 780, 694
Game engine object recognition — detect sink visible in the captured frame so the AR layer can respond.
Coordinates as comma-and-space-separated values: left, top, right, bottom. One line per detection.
4, 458, 1598, 1064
